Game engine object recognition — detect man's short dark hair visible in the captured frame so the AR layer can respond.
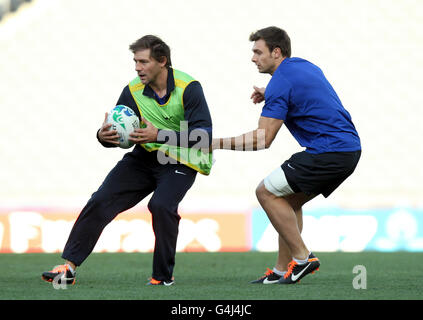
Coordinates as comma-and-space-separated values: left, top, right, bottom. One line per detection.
249, 26, 291, 58
129, 35, 172, 67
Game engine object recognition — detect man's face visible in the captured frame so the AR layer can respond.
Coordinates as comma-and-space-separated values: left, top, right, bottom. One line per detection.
134, 49, 164, 85
251, 39, 278, 75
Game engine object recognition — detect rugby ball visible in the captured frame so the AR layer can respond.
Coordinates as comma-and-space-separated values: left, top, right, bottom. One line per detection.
107, 105, 140, 149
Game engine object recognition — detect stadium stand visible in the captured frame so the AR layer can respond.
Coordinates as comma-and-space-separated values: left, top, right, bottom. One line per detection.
0, 0, 422, 212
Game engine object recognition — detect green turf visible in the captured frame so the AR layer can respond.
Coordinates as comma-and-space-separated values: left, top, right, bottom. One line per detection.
0, 251, 422, 300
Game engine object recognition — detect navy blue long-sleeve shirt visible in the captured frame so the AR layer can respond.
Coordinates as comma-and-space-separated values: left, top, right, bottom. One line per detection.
98, 68, 212, 150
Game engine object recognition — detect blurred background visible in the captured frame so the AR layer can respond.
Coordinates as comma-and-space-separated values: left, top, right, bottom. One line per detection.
1, 0, 422, 254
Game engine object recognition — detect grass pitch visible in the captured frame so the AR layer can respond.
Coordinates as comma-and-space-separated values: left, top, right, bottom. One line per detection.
0, 251, 422, 300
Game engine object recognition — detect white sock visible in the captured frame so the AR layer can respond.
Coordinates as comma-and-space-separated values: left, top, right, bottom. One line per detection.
273, 267, 286, 276
293, 252, 311, 265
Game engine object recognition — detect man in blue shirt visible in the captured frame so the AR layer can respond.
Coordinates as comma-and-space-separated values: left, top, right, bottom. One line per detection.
212, 26, 361, 284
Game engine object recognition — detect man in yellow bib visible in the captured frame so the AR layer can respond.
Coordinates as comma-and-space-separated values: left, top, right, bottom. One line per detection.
42, 35, 213, 286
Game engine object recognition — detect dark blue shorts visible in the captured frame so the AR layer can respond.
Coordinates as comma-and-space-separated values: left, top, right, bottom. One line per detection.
281, 150, 361, 198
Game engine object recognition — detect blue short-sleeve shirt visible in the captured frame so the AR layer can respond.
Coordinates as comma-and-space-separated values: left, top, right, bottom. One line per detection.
261, 57, 361, 154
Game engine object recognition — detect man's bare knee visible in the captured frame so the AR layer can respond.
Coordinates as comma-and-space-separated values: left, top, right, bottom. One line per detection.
256, 181, 277, 202
284, 193, 316, 211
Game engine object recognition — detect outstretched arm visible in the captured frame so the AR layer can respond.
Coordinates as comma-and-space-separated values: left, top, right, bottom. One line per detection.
212, 116, 283, 151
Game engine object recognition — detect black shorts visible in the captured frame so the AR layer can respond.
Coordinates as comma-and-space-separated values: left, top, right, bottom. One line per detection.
281, 150, 361, 198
